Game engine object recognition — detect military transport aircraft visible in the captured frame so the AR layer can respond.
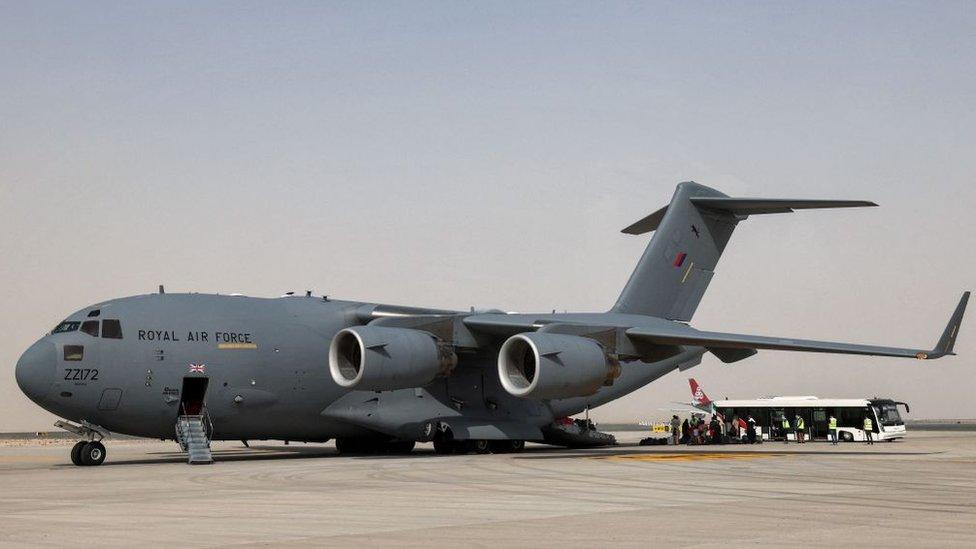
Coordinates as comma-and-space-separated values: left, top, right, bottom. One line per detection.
15, 182, 969, 465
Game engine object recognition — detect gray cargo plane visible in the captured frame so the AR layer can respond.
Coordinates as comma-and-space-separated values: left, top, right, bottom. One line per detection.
15, 182, 969, 465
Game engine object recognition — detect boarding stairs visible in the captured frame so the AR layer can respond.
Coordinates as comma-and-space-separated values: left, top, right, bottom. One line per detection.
175, 407, 214, 465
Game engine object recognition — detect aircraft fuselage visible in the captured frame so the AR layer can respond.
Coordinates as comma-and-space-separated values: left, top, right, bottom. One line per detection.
17, 293, 698, 442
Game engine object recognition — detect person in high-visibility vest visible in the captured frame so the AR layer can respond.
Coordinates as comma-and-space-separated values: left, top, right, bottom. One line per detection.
863, 414, 874, 445
828, 414, 838, 445
781, 416, 792, 444
795, 414, 806, 444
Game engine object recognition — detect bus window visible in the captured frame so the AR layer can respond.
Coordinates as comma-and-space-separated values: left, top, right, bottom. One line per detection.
876, 403, 902, 426
838, 407, 862, 429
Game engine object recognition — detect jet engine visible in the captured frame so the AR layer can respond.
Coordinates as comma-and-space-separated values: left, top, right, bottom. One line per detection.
497, 333, 618, 399
329, 326, 457, 391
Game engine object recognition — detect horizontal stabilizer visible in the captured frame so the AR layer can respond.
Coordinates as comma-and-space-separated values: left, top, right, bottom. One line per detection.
620, 192, 877, 236
689, 197, 877, 215
626, 292, 969, 360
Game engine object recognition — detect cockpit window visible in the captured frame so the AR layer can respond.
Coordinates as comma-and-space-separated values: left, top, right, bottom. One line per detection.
101, 319, 123, 339
81, 320, 100, 337
63, 345, 84, 361
87, 309, 100, 318
52, 321, 80, 334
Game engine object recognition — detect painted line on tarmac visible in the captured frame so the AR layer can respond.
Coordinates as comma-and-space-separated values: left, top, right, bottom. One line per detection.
594, 452, 788, 462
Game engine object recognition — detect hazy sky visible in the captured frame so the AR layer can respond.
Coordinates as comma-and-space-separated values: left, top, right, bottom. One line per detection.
2, 2, 974, 431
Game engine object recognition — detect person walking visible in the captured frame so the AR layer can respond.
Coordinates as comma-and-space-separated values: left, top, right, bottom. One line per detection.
781, 415, 792, 444
670, 415, 681, 445
795, 414, 806, 444
828, 414, 838, 445
863, 414, 874, 445
746, 415, 757, 444
681, 418, 690, 444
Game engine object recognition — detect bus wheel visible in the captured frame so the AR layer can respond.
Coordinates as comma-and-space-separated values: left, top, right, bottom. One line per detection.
841, 432, 854, 443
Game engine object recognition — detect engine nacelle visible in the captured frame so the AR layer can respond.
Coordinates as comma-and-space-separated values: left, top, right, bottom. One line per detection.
498, 332, 618, 400
329, 326, 457, 391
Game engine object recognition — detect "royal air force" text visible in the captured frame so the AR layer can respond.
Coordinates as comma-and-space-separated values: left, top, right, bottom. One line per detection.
137, 329, 253, 343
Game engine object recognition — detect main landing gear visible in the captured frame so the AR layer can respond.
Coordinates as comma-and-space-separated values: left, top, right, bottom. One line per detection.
56, 420, 109, 466
428, 423, 525, 455
335, 438, 417, 455
432, 437, 525, 455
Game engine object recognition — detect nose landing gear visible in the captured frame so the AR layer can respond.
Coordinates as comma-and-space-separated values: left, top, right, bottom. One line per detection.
70, 441, 106, 466
56, 419, 109, 466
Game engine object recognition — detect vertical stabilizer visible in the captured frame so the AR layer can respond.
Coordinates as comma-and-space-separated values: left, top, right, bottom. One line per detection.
613, 182, 737, 320
613, 181, 877, 320
689, 378, 713, 409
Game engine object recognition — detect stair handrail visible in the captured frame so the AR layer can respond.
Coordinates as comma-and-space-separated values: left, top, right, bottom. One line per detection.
174, 404, 187, 451
201, 404, 215, 441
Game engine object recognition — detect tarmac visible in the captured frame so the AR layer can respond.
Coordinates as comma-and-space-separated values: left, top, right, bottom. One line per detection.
0, 431, 974, 548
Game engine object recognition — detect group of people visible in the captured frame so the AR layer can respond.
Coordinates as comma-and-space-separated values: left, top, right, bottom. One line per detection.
668, 413, 760, 445
781, 413, 876, 445
780, 414, 808, 443
667, 412, 878, 445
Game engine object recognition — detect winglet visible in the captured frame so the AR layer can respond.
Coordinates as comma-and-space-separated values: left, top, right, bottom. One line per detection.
927, 291, 969, 358
621, 205, 669, 235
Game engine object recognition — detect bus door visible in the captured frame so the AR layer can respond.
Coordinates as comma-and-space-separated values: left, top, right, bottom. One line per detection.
812, 408, 828, 441
772, 408, 787, 440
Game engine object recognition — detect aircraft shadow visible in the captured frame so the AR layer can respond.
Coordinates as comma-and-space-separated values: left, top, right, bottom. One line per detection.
50, 441, 937, 467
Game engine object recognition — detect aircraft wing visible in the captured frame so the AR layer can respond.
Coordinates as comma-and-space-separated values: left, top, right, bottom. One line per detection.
664, 402, 710, 414
627, 292, 969, 360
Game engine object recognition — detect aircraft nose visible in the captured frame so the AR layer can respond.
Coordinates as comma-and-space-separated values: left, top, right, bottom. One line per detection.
15, 340, 56, 405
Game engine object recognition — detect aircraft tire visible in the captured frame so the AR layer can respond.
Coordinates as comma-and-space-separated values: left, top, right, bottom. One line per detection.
470, 440, 490, 454
488, 440, 524, 454
488, 440, 509, 454
70, 441, 86, 466
432, 438, 454, 455
80, 441, 106, 466
387, 441, 415, 454
336, 438, 371, 455
335, 438, 354, 455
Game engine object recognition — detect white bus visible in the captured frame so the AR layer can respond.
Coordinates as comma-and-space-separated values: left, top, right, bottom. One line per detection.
712, 397, 908, 442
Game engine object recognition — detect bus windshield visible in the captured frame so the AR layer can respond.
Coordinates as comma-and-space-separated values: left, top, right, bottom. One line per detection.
875, 402, 903, 426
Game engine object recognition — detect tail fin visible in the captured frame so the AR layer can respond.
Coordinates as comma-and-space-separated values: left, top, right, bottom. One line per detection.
689, 378, 712, 408
612, 181, 877, 320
